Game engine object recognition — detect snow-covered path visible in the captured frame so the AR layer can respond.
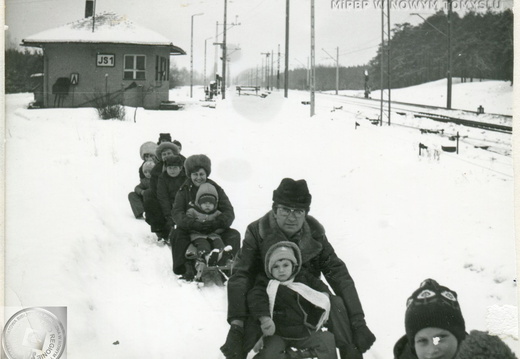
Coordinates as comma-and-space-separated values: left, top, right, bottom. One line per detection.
4, 81, 517, 359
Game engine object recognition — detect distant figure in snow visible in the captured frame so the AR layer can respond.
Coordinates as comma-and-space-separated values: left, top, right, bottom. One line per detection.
128, 161, 154, 219
156, 155, 186, 243
247, 241, 337, 359
393, 278, 517, 359
185, 182, 233, 273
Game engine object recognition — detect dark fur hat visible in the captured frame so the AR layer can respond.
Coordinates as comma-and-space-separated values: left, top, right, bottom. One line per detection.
164, 155, 184, 167
185, 154, 211, 176
156, 142, 180, 159
157, 133, 172, 144
272, 178, 312, 211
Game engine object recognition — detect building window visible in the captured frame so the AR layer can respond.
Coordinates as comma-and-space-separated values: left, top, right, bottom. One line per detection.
124, 55, 146, 80
155, 56, 169, 81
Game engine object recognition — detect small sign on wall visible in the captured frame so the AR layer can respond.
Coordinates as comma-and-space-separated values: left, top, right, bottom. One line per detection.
70, 73, 79, 85
96, 53, 115, 67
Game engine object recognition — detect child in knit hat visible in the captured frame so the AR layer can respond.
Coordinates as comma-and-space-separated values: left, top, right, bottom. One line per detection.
393, 279, 517, 359
128, 161, 155, 219
185, 183, 232, 273
247, 241, 337, 359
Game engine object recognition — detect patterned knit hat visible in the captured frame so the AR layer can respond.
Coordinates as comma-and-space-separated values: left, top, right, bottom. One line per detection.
272, 178, 312, 211
405, 279, 466, 352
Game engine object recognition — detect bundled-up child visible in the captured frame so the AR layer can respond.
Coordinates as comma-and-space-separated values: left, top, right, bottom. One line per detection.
138, 141, 158, 179
156, 155, 187, 238
128, 161, 155, 219
185, 182, 233, 268
393, 278, 517, 359
247, 241, 337, 359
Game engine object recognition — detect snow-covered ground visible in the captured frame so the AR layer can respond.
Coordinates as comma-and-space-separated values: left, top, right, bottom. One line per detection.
331, 78, 514, 116
4, 80, 517, 359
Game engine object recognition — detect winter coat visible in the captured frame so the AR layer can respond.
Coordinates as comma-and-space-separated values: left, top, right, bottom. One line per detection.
156, 171, 187, 220
248, 267, 331, 339
172, 178, 235, 231
134, 177, 151, 196
393, 330, 518, 359
227, 211, 366, 328
149, 161, 164, 195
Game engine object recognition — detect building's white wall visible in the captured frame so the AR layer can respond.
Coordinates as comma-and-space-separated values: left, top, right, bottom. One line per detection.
43, 43, 171, 109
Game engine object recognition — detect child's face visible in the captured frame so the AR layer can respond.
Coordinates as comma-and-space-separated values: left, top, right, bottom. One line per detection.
271, 259, 293, 282
144, 153, 155, 162
166, 166, 182, 178
199, 201, 215, 213
414, 328, 458, 359
143, 169, 152, 179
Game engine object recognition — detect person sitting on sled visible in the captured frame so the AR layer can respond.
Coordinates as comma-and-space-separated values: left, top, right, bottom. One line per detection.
185, 182, 234, 270
171, 154, 241, 281
247, 241, 337, 359
221, 178, 375, 359
128, 160, 155, 219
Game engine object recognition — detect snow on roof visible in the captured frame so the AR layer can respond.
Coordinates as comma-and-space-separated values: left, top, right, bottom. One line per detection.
22, 12, 186, 55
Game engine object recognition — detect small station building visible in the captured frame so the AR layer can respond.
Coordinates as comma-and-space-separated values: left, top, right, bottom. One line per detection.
22, 10, 186, 109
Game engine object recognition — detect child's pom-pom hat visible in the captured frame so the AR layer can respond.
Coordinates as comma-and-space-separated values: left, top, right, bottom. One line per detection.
405, 279, 466, 352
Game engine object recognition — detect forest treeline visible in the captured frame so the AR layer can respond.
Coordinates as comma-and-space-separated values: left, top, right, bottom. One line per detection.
236, 9, 513, 91
5, 9, 512, 94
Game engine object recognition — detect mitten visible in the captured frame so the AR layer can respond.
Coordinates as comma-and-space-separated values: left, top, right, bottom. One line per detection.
190, 220, 204, 232
200, 221, 216, 233
352, 323, 376, 353
220, 324, 244, 359
260, 317, 276, 336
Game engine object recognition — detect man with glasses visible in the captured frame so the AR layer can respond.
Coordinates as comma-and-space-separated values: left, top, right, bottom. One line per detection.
221, 178, 375, 359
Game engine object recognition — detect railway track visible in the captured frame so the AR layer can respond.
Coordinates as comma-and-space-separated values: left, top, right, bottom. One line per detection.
319, 92, 513, 134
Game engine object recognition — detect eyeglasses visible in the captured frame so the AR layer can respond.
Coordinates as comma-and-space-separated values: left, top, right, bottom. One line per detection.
276, 206, 306, 218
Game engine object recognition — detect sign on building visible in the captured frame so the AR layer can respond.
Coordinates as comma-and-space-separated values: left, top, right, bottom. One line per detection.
97, 54, 115, 67
70, 73, 79, 85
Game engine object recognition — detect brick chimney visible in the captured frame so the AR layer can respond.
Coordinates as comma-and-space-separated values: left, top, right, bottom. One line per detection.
85, 0, 94, 18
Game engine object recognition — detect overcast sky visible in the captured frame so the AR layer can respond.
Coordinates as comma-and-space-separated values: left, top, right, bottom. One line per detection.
4, 0, 515, 78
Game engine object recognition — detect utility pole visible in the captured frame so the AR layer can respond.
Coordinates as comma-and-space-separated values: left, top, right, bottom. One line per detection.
190, 13, 203, 98
222, 0, 228, 99
214, 22, 219, 79
310, 0, 316, 116
277, 44, 281, 90
336, 47, 339, 94
284, 0, 290, 98
322, 47, 339, 95
271, 50, 274, 91
447, 0, 452, 109
261, 52, 270, 90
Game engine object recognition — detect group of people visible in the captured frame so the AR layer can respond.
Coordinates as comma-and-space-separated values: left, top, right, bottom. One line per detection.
129, 140, 516, 359
128, 133, 240, 281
